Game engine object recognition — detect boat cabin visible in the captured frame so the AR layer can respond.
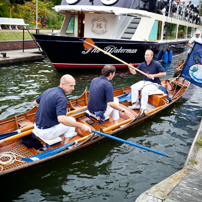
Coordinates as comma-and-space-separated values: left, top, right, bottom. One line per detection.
54, 0, 201, 42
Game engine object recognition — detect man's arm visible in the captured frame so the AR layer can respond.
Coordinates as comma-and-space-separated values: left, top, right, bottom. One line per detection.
108, 102, 135, 119
147, 72, 166, 79
58, 115, 91, 132
128, 64, 138, 75
34, 100, 39, 107
187, 42, 193, 48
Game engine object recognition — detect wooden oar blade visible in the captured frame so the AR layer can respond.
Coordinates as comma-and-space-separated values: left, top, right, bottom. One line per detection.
83, 38, 95, 49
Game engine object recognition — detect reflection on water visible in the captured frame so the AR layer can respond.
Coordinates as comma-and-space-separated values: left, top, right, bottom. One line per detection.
0, 54, 202, 202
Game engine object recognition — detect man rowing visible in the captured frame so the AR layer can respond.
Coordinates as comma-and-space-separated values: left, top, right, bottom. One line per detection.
34, 74, 91, 145
87, 65, 135, 124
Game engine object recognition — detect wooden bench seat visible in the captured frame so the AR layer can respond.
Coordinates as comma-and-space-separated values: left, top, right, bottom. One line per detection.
32, 130, 62, 148
124, 89, 167, 107
148, 93, 167, 106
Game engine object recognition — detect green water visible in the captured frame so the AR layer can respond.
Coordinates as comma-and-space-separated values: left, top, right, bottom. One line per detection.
0, 55, 202, 202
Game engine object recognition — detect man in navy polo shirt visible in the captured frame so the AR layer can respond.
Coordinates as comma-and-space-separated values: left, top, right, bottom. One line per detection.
87, 65, 134, 124
128, 49, 166, 112
34, 74, 91, 145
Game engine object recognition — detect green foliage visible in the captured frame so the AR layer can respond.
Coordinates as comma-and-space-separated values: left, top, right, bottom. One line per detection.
0, 0, 63, 29
196, 140, 202, 146
45, 0, 61, 5
46, 13, 63, 29
0, 0, 10, 17
189, 159, 197, 165
200, 1, 202, 16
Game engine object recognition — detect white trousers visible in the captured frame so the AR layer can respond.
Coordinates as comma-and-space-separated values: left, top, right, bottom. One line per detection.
34, 117, 76, 139
104, 97, 119, 121
131, 81, 159, 110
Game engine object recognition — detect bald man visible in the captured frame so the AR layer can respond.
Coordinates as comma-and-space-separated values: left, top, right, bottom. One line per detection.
34, 74, 91, 145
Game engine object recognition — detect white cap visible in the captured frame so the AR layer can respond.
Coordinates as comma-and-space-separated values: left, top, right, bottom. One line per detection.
195, 30, 201, 35
182, 0, 185, 2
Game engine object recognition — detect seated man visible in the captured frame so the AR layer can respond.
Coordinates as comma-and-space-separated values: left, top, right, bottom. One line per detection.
34, 74, 91, 145
87, 65, 134, 124
128, 49, 166, 112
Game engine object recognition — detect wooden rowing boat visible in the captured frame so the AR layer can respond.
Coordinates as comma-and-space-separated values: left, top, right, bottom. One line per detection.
0, 77, 189, 176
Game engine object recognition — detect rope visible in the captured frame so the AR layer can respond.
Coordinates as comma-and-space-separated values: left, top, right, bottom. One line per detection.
0, 152, 25, 172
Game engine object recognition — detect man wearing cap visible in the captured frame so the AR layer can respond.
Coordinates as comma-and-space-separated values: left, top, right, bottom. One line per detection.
187, 30, 202, 54
181, 0, 186, 7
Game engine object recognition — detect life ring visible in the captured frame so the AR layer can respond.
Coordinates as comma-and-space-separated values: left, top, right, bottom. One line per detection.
66, 0, 79, 4
101, 0, 118, 5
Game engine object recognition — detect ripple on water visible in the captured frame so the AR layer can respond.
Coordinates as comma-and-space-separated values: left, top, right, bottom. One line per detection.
0, 54, 202, 201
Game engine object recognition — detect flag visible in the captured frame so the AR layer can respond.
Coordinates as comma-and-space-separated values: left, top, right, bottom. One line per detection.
181, 42, 202, 88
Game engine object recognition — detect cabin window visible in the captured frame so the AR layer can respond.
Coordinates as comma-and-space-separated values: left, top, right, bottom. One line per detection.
66, 16, 75, 34
164, 22, 177, 39
187, 27, 195, 38
149, 20, 162, 40
178, 25, 186, 39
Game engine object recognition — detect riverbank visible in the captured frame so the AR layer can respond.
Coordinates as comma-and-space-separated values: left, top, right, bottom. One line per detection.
0, 48, 44, 65
136, 118, 202, 202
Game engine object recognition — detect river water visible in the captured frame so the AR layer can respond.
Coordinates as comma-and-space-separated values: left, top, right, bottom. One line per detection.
0, 54, 202, 202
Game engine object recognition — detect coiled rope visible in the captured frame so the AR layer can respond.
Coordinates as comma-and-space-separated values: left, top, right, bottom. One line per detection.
0, 152, 24, 172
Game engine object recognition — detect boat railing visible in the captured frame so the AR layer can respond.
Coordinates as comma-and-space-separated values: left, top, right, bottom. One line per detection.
157, 0, 201, 25
20, 28, 58, 53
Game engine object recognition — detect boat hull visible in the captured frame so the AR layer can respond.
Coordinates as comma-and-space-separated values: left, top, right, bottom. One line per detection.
33, 34, 187, 70
0, 78, 190, 176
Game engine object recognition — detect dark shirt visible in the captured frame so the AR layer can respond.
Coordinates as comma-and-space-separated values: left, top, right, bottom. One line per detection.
35, 87, 67, 128
187, 3, 194, 10
87, 76, 114, 113
193, 7, 199, 13
136, 60, 165, 84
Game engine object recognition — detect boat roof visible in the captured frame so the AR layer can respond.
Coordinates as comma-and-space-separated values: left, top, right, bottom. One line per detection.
53, 5, 152, 18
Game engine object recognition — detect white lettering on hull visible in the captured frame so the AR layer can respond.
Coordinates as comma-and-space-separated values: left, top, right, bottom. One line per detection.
82, 45, 138, 54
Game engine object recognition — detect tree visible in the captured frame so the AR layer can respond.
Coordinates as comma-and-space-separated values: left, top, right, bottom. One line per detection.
0, 0, 10, 17
18, 0, 63, 28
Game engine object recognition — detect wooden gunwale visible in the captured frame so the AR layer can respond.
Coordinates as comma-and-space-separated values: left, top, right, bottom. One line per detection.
0, 77, 190, 176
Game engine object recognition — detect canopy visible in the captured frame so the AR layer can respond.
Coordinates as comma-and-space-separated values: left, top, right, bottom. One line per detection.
53, 5, 152, 18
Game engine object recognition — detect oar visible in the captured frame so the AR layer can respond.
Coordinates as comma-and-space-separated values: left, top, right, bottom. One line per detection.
117, 93, 131, 102
22, 135, 90, 162
0, 125, 34, 140
91, 129, 171, 157
83, 38, 148, 77
0, 129, 33, 144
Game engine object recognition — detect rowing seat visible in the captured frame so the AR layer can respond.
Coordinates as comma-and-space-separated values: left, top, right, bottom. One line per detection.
85, 110, 110, 124
148, 89, 168, 106
32, 129, 62, 148
124, 89, 168, 107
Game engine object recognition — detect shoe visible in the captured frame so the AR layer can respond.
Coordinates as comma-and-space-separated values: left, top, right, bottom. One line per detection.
128, 104, 140, 109
140, 108, 148, 116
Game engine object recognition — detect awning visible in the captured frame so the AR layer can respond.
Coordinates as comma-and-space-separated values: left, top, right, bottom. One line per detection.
53, 5, 152, 18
